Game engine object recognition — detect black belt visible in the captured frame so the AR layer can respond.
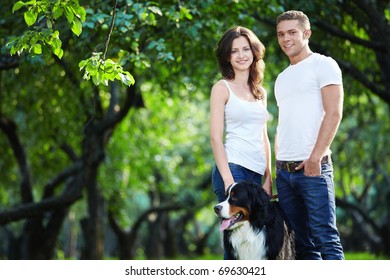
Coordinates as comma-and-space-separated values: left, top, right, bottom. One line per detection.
276, 155, 331, 173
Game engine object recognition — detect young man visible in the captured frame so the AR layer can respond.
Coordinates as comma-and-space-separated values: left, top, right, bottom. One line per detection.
274, 10, 345, 260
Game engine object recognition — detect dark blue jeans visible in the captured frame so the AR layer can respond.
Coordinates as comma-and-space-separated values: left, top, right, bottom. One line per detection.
212, 163, 263, 259
212, 163, 263, 203
276, 162, 344, 260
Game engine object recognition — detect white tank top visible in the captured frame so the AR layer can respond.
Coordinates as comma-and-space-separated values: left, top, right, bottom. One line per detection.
223, 80, 269, 175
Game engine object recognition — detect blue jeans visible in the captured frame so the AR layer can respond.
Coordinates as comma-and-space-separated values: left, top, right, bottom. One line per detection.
212, 163, 263, 203
212, 163, 263, 259
276, 162, 344, 260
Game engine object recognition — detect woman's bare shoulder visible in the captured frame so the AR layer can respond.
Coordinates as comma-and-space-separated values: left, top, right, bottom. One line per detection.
211, 79, 228, 93
211, 79, 229, 102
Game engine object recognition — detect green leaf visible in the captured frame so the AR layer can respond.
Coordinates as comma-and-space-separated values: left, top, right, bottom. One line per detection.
71, 18, 82, 36
12, 1, 26, 13
50, 37, 63, 58
78, 59, 88, 70
64, 6, 74, 23
180, 7, 193, 20
119, 72, 135, 86
75, 5, 87, 22
10, 45, 17, 55
86, 64, 97, 76
56, 48, 64, 59
53, 5, 63, 20
51, 37, 61, 50
148, 6, 162, 16
33, 43, 42, 54
92, 74, 100, 86
105, 64, 114, 73
24, 9, 38, 26
46, 19, 52, 29
51, 30, 60, 39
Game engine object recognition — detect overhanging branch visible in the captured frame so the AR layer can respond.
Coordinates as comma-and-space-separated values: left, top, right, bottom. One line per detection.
314, 19, 386, 52
0, 183, 82, 225
337, 59, 389, 103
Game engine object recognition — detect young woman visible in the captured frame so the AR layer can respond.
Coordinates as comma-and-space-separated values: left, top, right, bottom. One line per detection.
210, 26, 272, 210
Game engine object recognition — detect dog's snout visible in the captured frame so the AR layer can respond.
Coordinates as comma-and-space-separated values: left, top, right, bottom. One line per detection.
214, 205, 222, 214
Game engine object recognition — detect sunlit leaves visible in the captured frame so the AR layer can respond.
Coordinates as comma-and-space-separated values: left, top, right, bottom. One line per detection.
33, 43, 42, 54
71, 17, 83, 36
179, 6, 193, 20
24, 8, 38, 26
11, 0, 26, 13
78, 53, 135, 87
7, 29, 63, 58
9, 0, 139, 88
12, 0, 85, 34
9, 0, 86, 59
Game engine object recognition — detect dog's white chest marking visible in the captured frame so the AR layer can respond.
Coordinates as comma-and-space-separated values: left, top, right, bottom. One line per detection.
230, 222, 267, 260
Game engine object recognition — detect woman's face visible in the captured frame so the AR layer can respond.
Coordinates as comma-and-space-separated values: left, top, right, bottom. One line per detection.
229, 36, 253, 73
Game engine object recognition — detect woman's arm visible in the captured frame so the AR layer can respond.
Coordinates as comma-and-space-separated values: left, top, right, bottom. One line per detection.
261, 92, 272, 195
209, 81, 234, 192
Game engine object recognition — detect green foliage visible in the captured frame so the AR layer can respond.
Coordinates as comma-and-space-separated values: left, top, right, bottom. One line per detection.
8, 0, 86, 59
78, 52, 135, 86
12, 0, 86, 30
7, 0, 137, 87
7, 29, 63, 58
100, 84, 213, 228
1, 0, 390, 259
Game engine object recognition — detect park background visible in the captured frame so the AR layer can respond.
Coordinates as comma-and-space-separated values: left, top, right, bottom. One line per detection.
0, 0, 389, 260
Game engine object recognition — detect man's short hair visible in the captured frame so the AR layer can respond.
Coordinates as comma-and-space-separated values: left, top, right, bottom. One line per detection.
276, 10, 311, 30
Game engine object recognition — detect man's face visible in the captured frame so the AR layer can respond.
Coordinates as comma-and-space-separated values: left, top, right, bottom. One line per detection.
276, 19, 310, 60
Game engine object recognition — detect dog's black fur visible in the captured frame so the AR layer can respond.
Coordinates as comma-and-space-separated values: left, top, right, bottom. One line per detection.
214, 180, 295, 260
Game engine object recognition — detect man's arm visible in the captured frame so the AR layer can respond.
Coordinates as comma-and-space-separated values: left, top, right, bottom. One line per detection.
300, 84, 344, 176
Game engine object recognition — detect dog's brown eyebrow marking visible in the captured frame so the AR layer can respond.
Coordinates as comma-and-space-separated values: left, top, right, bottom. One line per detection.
230, 191, 238, 201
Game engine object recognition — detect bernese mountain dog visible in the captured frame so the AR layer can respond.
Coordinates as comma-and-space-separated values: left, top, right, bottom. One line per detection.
214, 180, 295, 260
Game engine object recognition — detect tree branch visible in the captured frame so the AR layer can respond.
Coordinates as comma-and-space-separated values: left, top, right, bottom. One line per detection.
0, 178, 82, 225
0, 116, 33, 204
314, 19, 386, 52
337, 59, 389, 104
102, 0, 118, 60
353, 0, 390, 43
336, 197, 381, 233
42, 161, 82, 199
96, 82, 141, 135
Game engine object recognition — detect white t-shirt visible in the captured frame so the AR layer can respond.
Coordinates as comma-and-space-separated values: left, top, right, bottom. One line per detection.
274, 53, 342, 161
223, 80, 269, 174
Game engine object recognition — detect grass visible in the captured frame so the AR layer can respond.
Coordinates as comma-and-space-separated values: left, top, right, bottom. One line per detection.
345, 252, 388, 260
188, 252, 389, 260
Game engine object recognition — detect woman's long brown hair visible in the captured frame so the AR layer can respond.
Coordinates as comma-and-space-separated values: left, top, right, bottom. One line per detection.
216, 26, 266, 100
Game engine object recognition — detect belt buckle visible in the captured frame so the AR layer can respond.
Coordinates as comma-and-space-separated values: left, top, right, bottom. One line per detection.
286, 162, 296, 173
